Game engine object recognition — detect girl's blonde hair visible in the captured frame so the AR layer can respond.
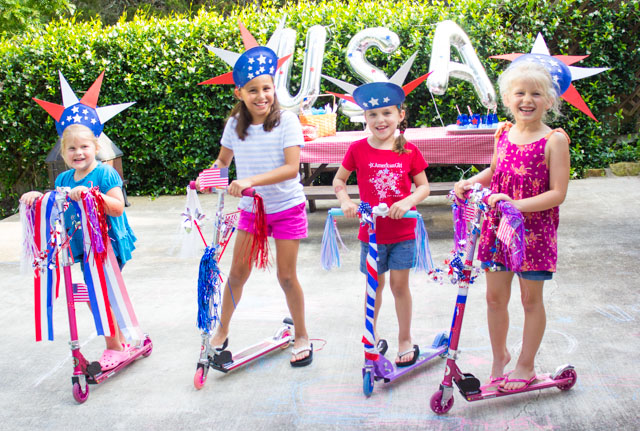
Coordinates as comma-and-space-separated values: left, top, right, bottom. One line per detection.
60, 124, 100, 166
498, 61, 562, 120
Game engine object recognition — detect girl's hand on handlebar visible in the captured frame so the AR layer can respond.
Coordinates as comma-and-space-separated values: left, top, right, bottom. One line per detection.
389, 199, 411, 219
454, 180, 473, 199
195, 176, 213, 194
228, 179, 252, 197
20, 191, 44, 206
69, 186, 89, 201
340, 200, 358, 218
487, 193, 513, 209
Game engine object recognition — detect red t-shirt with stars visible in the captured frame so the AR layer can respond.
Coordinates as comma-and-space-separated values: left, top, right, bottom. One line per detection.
342, 138, 428, 244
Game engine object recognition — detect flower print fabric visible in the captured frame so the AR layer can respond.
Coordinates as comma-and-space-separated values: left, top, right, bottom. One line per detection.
342, 138, 428, 244
477, 128, 566, 272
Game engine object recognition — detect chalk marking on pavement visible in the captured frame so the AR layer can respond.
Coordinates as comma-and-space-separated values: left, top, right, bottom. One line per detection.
33, 332, 97, 387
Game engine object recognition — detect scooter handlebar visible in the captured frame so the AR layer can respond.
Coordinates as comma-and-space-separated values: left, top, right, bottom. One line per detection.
328, 208, 420, 219
189, 180, 257, 198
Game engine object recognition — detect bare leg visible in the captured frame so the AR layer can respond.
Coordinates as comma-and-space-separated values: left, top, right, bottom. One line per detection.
388, 269, 414, 363
105, 308, 126, 351
274, 238, 310, 362
369, 272, 386, 343
210, 230, 253, 347
502, 277, 545, 390
486, 271, 515, 384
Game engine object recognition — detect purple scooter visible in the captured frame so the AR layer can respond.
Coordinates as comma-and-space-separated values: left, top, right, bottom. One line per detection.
429, 186, 576, 414
327, 203, 448, 397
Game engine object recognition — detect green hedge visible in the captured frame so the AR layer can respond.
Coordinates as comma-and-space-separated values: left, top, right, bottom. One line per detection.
1, 0, 638, 217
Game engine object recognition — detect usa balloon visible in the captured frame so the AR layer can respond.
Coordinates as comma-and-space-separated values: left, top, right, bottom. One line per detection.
427, 20, 497, 110
340, 27, 401, 120
274, 24, 327, 113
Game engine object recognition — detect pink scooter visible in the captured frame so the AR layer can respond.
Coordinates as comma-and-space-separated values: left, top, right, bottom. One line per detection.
190, 183, 294, 389
51, 190, 152, 404
429, 186, 576, 414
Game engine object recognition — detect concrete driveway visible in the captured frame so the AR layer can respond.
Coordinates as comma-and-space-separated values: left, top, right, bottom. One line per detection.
1, 176, 639, 430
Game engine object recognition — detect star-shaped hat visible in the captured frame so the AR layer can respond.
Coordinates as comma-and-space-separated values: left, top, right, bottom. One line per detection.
199, 20, 291, 88
322, 52, 431, 110
491, 33, 609, 121
33, 71, 135, 137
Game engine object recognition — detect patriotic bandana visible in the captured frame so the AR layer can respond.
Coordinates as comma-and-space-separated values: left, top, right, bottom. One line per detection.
322, 52, 431, 110
33, 71, 135, 137
199, 19, 291, 88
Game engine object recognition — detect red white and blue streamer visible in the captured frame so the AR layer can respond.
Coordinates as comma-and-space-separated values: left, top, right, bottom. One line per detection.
358, 202, 379, 362
22, 192, 62, 341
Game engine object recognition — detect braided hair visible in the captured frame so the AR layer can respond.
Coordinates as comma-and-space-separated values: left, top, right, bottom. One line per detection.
392, 105, 410, 155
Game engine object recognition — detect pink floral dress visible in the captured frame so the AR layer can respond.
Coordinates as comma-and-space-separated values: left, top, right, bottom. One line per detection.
477, 125, 569, 272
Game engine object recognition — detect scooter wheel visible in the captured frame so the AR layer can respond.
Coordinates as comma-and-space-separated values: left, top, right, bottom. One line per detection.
363, 371, 374, 397
430, 390, 454, 414
72, 381, 89, 404
142, 338, 153, 357
194, 366, 207, 390
280, 330, 292, 349
556, 368, 577, 391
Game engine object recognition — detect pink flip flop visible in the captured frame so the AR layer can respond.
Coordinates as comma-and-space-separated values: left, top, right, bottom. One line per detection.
99, 348, 132, 371
498, 374, 537, 393
480, 374, 507, 391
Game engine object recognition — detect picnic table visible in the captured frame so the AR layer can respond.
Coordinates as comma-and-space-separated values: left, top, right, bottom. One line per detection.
299, 126, 495, 212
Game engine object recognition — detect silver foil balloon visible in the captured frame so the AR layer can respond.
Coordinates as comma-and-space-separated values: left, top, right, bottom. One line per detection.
427, 20, 497, 110
340, 27, 401, 120
274, 25, 327, 113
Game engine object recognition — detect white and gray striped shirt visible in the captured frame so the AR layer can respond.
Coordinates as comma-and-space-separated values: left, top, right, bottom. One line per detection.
221, 110, 306, 214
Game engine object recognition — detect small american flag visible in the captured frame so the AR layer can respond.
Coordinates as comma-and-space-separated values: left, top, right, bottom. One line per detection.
497, 217, 515, 246
73, 283, 90, 303
461, 202, 476, 222
199, 167, 229, 190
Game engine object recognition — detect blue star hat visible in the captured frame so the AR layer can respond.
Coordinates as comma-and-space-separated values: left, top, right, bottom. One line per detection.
511, 53, 572, 96
491, 33, 609, 121
322, 52, 431, 110
199, 19, 291, 88
33, 71, 135, 137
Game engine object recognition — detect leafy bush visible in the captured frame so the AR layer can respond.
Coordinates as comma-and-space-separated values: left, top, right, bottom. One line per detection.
1, 0, 638, 217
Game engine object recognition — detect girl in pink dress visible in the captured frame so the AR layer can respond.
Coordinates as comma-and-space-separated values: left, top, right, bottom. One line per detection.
455, 60, 571, 392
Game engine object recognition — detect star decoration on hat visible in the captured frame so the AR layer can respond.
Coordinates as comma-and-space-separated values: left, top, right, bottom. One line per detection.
491, 33, 609, 121
322, 51, 432, 110
33, 71, 135, 137
198, 19, 292, 88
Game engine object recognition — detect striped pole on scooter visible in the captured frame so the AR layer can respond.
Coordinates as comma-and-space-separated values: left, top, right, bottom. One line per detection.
359, 203, 379, 361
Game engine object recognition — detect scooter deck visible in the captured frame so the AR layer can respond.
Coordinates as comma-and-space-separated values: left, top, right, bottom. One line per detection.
463, 372, 576, 401
211, 335, 293, 373
370, 344, 448, 382
86, 338, 153, 384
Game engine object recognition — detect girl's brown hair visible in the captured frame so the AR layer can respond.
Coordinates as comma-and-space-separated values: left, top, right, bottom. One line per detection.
393, 105, 410, 155
229, 94, 282, 140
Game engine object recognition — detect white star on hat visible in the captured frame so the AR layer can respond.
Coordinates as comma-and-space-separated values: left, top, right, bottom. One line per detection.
368, 97, 379, 107
257, 54, 266, 65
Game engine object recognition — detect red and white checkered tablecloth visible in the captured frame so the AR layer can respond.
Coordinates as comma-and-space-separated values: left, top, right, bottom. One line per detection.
300, 127, 495, 165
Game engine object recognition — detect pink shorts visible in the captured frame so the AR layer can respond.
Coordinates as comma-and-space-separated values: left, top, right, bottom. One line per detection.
238, 202, 307, 240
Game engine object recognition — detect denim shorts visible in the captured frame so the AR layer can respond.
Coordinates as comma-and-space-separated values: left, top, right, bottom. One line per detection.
481, 262, 553, 281
359, 239, 415, 275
